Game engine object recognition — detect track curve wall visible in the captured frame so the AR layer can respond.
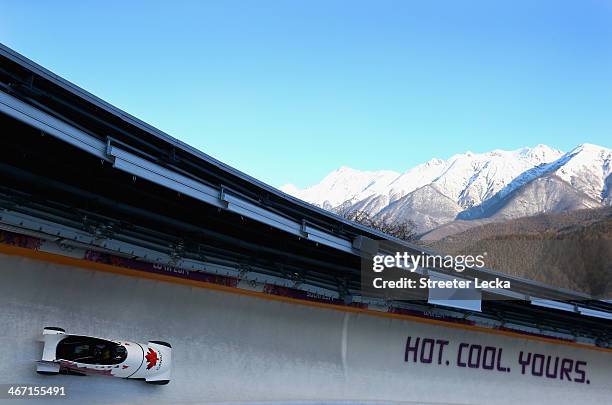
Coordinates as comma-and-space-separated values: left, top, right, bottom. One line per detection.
1, 253, 611, 405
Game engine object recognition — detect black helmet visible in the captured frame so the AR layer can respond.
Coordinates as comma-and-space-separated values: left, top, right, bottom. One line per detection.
113, 345, 127, 360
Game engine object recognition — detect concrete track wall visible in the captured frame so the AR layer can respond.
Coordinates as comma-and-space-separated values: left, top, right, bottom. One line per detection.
1, 253, 611, 404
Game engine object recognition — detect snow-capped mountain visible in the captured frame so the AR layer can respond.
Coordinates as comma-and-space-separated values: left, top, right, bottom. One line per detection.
280, 144, 612, 233
281, 167, 400, 210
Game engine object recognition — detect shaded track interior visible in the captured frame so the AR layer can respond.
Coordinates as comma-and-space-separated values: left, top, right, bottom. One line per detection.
1, 253, 612, 405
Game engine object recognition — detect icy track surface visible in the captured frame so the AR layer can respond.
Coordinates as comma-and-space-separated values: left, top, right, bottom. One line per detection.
1, 253, 611, 405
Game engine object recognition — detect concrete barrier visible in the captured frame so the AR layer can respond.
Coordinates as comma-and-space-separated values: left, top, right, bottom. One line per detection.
1, 253, 610, 404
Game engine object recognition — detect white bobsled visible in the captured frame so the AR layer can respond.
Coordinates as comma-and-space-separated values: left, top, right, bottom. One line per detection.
37, 327, 172, 384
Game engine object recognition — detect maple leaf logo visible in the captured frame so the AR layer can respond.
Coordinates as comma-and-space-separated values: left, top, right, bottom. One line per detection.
145, 348, 158, 370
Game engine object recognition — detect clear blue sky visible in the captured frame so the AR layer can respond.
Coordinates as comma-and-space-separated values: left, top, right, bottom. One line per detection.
1, 1, 611, 188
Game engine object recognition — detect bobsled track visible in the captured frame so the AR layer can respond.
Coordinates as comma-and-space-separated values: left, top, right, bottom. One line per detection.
1, 252, 611, 405
1, 43, 612, 405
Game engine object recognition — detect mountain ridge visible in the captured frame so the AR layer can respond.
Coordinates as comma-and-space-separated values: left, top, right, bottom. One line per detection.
281, 143, 612, 233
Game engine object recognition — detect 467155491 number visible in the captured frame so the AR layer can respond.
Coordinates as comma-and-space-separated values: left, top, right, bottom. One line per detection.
2, 385, 66, 398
